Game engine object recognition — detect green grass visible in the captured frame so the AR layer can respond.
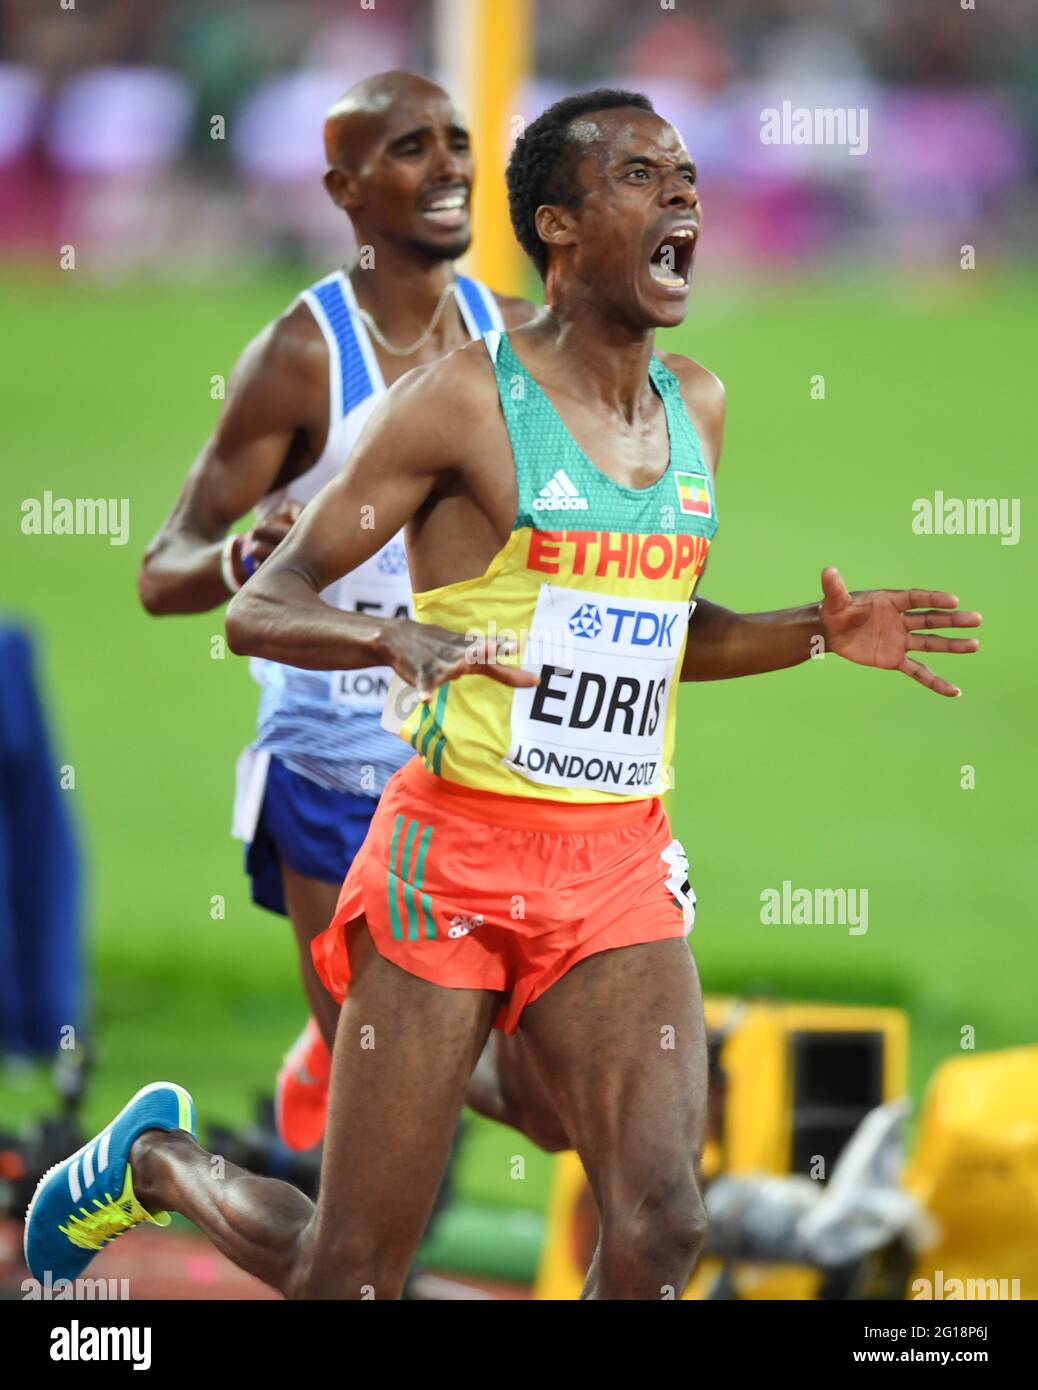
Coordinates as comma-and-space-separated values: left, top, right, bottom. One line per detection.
2, 264, 1035, 1223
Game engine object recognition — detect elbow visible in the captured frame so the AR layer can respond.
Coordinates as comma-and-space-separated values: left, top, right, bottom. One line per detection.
137, 561, 172, 616
225, 588, 262, 656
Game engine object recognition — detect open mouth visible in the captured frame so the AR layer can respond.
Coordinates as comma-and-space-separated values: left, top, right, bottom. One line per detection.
648, 226, 697, 289
420, 187, 470, 230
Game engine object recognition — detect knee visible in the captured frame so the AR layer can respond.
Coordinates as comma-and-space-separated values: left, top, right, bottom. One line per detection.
640, 1179, 709, 1270
603, 1175, 709, 1283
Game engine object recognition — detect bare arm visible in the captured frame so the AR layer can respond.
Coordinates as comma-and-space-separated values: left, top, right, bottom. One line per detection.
137, 305, 325, 615
682, 600, 824, 679
224, 354, 537, 700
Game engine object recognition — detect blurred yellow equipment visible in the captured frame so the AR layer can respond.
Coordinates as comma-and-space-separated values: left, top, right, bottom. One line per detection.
906, 1045, 1038, 1300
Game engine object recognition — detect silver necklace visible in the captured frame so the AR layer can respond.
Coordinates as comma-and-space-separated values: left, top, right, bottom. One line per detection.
351, 279, 457, 357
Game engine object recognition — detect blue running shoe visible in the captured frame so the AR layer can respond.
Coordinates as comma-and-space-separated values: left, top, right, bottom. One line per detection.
24, 1081, 195, 1284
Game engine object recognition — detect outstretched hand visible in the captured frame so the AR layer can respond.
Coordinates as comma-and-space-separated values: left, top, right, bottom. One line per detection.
819, 566, 981, 698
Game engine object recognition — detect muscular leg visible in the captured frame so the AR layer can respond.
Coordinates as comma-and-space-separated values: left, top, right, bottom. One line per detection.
279, 862, 341, 1050
518, 938, 709, 1300
131, 919, 499, 1299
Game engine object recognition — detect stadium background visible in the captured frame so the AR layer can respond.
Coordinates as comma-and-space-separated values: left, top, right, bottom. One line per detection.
1, 0, 1035, 1293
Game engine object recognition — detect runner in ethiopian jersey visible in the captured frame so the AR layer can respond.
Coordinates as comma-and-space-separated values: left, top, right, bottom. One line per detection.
30, 89, 980, 1299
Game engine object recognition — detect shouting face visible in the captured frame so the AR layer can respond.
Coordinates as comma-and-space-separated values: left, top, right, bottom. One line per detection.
539, 107, 701, 329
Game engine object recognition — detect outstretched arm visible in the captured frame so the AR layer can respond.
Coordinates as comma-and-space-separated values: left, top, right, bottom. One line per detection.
682, 567, 982, 698
668, 356, 981, 697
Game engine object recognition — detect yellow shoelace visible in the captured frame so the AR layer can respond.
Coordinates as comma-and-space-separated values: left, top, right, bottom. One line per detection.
59, 1194, 138, 1252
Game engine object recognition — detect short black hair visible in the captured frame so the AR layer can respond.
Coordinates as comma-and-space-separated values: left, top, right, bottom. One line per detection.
506, 88, 655, 279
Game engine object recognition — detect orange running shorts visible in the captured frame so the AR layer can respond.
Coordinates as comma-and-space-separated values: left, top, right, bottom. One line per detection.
312, 757, 697, 1034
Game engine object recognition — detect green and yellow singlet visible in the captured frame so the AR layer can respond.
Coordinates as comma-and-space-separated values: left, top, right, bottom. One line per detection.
383, 331, 719, 803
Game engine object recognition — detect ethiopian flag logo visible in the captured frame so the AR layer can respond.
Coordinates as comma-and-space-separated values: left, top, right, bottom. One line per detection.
675, 470, 712, 518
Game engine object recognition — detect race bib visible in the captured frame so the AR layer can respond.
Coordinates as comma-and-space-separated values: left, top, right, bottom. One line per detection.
505, 584, 691, 795
330, 666, 396, 710
381, 673, 422, 734
325, 535, 412, 711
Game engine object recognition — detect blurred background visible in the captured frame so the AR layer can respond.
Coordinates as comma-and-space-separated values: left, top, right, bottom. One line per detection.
1, 0, 1036, 1299
2, 0, 1036, 271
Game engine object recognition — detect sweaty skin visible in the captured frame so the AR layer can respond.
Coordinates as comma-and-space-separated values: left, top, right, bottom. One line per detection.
132, 105, 980, 1301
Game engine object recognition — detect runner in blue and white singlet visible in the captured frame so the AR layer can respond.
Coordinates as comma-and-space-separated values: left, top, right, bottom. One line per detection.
139, 72, 537, 1151
238, 269, 506, 906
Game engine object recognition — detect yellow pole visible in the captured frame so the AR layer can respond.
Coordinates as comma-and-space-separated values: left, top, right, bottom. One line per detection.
434, 0, 532, 296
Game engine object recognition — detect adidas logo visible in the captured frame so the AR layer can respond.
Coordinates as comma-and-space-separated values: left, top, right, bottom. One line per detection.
532, 469, 589, 512
447, 913, 484, 939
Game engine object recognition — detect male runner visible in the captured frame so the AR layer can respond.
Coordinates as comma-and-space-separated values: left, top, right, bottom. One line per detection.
31, 89, 980, 1298
136, 70, 552, 1152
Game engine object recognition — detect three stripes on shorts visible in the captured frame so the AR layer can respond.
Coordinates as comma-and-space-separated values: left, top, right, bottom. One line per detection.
387, 814, 437, 942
